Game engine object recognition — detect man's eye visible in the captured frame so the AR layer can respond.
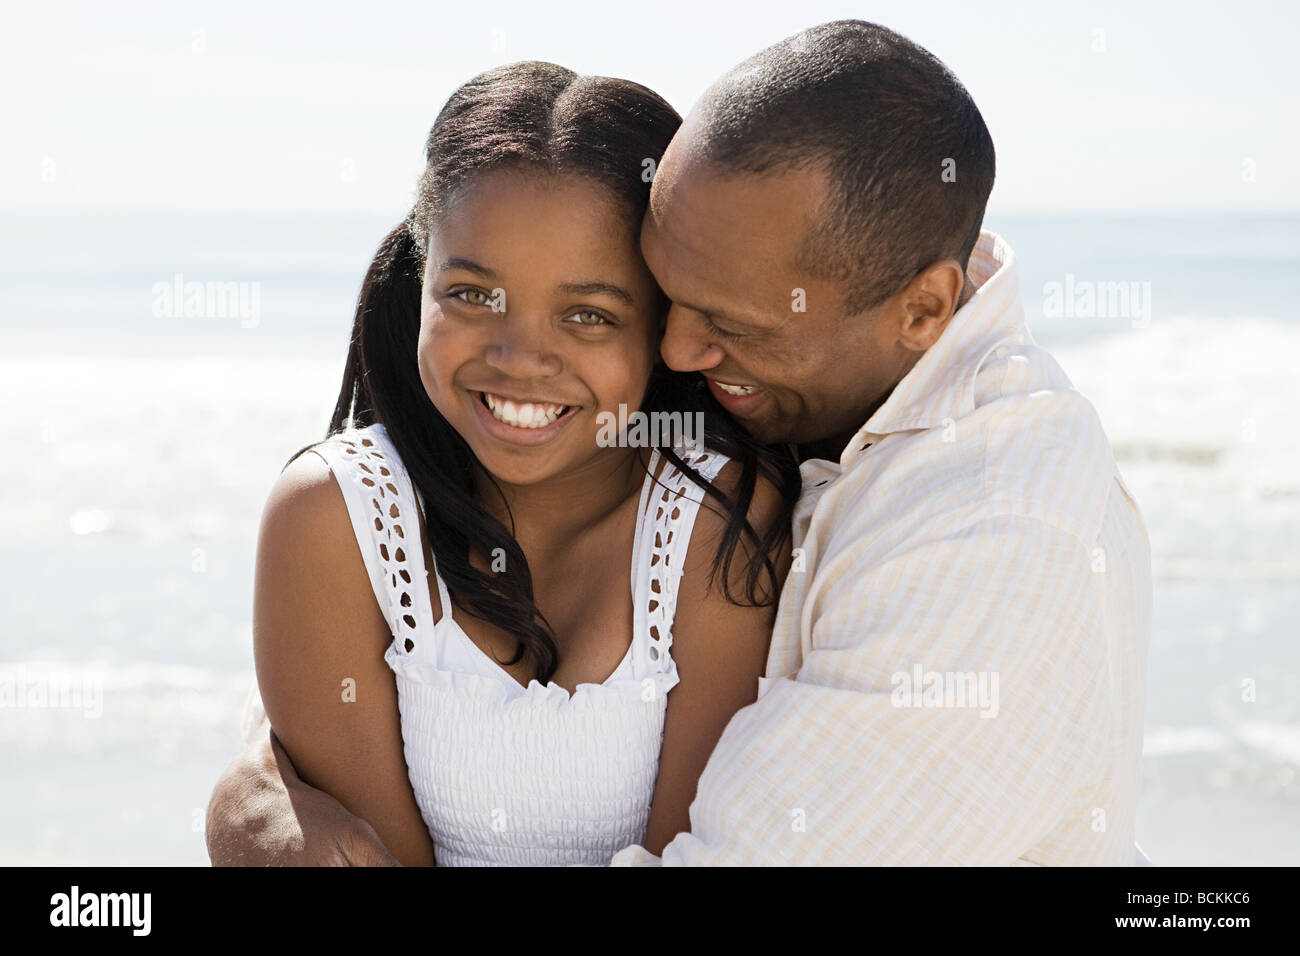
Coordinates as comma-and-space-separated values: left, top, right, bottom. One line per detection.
453, 288, 492, 307
567, 310, 610, 327
704, 316, 743, 342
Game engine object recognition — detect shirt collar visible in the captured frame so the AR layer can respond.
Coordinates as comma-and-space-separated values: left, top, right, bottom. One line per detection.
834, 230, 1028, 468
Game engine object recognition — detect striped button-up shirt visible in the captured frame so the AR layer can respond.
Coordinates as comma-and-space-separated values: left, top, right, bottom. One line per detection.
612, 231, 1153, 865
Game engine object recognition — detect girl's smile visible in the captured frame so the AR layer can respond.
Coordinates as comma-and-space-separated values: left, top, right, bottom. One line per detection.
468, 388, 582, 447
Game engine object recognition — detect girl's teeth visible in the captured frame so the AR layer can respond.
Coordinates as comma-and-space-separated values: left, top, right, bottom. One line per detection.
483, 393, 567, 428
716, 381, 758, 396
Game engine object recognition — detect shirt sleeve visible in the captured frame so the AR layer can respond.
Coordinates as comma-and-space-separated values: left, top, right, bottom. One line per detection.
613, 513, 1117, 865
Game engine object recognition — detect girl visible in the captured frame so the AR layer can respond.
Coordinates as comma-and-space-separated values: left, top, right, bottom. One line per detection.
252, 61, 798, 866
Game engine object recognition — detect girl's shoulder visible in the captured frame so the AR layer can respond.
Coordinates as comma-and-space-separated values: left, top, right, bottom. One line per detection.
257, 440, 388, 626
648, 439, 791, 608
307, 422, 420, 505
269, 423, 409, 573
311, 421, 402, 468
649, 439, 733, 492
289, 422, 432, 647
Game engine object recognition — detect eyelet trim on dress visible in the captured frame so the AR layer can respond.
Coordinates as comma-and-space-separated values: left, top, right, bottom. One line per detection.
637, 443, 726, 673
312, 429, 432, 655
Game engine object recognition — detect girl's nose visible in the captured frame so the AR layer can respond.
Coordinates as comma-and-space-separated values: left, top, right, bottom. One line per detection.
483, 319, 564, 379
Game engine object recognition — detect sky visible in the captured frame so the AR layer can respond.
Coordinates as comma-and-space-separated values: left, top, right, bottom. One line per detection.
2, 0, 1296, 217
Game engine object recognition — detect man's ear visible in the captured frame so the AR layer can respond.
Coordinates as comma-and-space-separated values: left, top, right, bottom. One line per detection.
896, 259, 966, 351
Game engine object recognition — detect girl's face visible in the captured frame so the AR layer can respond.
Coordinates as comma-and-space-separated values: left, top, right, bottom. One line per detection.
417, 168, 661, 488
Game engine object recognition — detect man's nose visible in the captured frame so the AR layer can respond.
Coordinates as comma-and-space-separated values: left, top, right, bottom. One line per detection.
660, 306, 724, 373
484, 318, 563, 379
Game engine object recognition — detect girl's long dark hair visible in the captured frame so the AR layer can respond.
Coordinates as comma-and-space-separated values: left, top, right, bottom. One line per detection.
289, 61, 800, 684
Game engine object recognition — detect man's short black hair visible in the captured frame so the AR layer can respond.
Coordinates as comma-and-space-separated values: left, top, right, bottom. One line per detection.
693, 20, 996, 314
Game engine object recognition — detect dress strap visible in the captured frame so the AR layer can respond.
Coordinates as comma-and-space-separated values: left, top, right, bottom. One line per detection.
307, 424, 434, 657
412, 485, 454, 620
630, 441, 732, 679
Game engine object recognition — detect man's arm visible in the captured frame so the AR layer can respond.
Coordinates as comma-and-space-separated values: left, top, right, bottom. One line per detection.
615, 513, 1121, 865
206, 683, 400, 867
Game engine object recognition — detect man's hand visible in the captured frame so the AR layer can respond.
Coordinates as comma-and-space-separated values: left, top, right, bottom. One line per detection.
205, 715, 401, 867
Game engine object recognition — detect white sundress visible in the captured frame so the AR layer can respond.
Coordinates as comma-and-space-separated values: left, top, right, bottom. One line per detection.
309, 422, 730, 866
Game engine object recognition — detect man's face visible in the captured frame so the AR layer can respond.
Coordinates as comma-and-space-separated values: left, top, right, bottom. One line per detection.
641, 136, 921, 449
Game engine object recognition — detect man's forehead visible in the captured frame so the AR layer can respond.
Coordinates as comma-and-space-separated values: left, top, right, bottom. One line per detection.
648, 106, 732, 212
660, 106, 711, 169
645, 159, 829, 305
643, 216, 782, 330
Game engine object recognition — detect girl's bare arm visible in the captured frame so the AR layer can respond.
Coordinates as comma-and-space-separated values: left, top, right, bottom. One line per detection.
249, 451, 435, 867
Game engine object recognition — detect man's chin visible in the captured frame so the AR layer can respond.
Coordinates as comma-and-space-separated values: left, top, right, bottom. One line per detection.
714, 399, 815, 448
735, 414, 797, 447
742, 413, 860, 456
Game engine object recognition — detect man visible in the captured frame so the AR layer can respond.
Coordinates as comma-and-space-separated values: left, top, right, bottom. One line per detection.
207, 20, 1151, 866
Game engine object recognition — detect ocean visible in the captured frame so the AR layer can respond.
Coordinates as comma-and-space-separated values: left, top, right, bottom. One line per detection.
1, 210, 1297, 865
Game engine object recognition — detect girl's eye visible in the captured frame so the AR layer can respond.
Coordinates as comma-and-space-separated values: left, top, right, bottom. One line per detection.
567, 310, 610, 327
453, 288, 492, 307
